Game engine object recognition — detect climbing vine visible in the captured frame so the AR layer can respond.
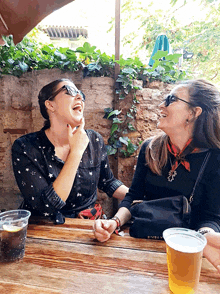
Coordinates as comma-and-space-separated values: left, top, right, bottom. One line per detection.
104, 51, 184, 157
0, 36, 185, 156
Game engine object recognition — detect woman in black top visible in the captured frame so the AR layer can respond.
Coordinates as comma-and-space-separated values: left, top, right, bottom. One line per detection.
94, 79, 220, 274
12, 78, 128, 223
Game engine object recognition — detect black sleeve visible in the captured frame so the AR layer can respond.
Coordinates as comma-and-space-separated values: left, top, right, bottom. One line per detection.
12, 139, 66, 217
119, 141, 148, 210
96, 133, 123, 197
196, 152, 220, 232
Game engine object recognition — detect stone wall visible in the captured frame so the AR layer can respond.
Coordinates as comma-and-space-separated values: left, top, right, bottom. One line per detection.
117, 80, 174, 188
0, 69, 173, 217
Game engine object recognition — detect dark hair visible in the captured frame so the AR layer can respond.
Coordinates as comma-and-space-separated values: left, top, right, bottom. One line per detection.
185, 79, 220, 149
145, 79, 220, 175
38, 78, 73, 129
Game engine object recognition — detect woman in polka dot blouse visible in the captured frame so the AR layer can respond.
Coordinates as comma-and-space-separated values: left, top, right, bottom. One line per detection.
12, 78, 128, 224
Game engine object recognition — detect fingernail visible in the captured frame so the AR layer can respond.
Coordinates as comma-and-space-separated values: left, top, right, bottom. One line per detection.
217, 265, 220, 272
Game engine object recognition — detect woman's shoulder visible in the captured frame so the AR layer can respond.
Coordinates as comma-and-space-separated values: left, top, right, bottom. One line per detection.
140, 136, 155, 150
85, 129, 104, 142
12, 130, 43, 150
209, 148, 220, 162
210, 148, 220, 154
192, 149, 220, 171
202, 149, 220, 178
142, 137, 153, 146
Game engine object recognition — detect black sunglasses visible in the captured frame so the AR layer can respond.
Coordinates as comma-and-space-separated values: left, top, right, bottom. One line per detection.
48, 85, 85, 101
163, 94, 195, 107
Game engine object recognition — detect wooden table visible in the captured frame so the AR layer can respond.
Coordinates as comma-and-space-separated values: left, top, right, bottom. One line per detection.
0, 218, 219, 294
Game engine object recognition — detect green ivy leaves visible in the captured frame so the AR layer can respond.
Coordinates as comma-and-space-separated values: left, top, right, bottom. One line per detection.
143, 50, 185, 83
0, 36, 81, 77
1, 36, 186, 158
104, 105, 138, 157
105, 51, 186, 157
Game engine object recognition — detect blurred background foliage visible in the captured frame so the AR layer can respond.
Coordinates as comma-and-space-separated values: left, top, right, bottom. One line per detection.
108, 0, 220, 87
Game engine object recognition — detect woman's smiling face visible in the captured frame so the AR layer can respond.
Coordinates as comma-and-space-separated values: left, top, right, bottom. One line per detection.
157, 85, 194, 136
50, 81, 85, 127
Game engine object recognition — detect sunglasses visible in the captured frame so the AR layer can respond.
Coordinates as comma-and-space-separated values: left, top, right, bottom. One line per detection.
163, 94, 195, 107
48, 85, 85, 101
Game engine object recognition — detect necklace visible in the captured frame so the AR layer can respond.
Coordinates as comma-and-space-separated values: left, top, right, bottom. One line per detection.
167, 158, 181, 182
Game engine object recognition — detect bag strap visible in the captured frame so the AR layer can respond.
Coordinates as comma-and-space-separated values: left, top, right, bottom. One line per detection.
189, 151, 211, 204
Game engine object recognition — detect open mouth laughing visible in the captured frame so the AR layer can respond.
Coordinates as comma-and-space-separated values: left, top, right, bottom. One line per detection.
72, 104, 83, 113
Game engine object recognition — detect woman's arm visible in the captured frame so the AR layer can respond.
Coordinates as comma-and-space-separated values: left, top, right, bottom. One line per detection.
12, 141, 64, 216
93, 207, 131, 242
52, 121, 89, 201
112, 185, 129, 200
195, 152, 220, 232
202, 231, 220, 274
12, 121, 89, 216
97, 132, 128, 199
196, 152, 220, 274
119, 141, 148, 210
94, 142, 148, 242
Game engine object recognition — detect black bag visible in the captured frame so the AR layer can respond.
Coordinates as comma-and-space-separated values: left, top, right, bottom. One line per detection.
130, 196, 191, 239
129, 152, 211, 239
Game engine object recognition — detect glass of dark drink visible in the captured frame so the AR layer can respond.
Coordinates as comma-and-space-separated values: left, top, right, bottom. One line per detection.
0, 210, 31, 262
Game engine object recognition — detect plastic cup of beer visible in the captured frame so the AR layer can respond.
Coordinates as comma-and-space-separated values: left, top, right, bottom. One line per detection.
0, 210, 31, 262
163, 228, 207, 294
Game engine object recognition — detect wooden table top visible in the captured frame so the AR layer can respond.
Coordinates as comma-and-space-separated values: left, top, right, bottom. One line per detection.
0, 218, 219, 294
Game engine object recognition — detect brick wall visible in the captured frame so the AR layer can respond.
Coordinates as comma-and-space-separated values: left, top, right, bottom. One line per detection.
0, 69, 173, 216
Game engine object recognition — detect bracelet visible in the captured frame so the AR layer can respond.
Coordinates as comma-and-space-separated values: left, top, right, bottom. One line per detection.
111, 216, 121, 231
198, 228, 213, 235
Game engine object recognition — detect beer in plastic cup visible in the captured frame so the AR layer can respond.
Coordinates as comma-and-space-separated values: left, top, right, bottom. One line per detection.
163, 228, 207, 294
0, 210, 31, 262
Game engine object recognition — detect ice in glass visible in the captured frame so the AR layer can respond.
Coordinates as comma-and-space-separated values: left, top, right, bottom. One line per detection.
0, 210, 31, 262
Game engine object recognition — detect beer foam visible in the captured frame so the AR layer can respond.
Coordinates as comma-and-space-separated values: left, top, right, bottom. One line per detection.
166, 234, 205, 253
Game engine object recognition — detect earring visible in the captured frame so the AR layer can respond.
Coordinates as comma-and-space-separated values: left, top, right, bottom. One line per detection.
185, 119, 189, 128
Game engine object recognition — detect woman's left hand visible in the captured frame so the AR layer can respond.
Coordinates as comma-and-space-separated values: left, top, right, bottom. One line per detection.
203, 232, 220, 274
93, 219, 117, 242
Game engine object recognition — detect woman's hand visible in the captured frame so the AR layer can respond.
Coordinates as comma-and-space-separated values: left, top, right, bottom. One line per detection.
68, 118, 89, 156
52, 118, 89, 202
93, 208, 131, 242
203, 232, 220, 274
93, 219, 117, 242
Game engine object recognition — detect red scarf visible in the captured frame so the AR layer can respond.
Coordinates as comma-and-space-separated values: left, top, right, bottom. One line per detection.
167, 138, 198, 172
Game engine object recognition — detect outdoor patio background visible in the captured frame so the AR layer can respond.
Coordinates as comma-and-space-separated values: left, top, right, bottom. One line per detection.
0, 69, 173, 216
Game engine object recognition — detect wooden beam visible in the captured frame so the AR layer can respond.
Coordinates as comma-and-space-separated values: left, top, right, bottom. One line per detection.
115, 0, 120, 80
3, 128, 27, 134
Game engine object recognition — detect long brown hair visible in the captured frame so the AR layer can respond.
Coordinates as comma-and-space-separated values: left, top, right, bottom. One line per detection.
145, 79, 220, 175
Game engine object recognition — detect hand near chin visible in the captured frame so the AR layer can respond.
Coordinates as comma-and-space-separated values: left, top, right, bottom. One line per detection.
68, 118, 89, 155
